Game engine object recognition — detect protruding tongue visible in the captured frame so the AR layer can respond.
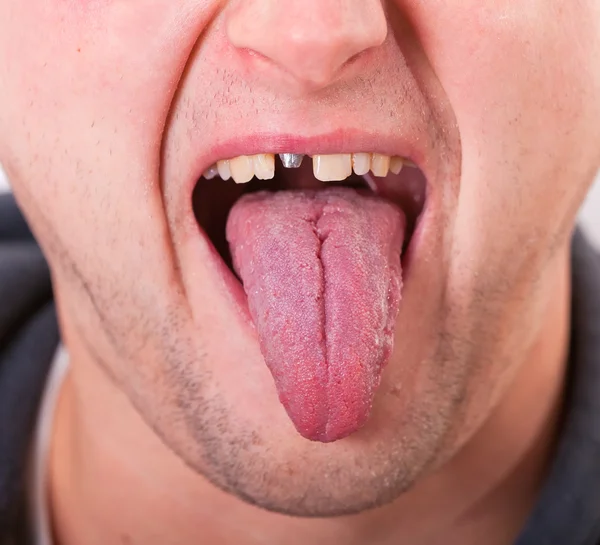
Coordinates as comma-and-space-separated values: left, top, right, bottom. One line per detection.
226, 188, 405, 442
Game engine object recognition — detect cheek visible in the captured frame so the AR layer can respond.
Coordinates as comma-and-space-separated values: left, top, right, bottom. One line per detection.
0, 0, 220, 394
0, 0, 217, 259
400, 0, 599, 284
407, 0, 598, 141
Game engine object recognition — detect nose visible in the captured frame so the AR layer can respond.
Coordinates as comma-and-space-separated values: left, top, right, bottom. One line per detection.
227, 0, 388, 90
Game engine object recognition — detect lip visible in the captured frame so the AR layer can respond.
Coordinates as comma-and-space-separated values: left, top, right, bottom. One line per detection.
189, 127, 434, 193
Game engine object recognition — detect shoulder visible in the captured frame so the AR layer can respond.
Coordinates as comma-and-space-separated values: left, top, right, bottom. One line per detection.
572, 228, 600, 296
0, 194, 52, 328
516, 228, 600, 545
0, 192, 58, 542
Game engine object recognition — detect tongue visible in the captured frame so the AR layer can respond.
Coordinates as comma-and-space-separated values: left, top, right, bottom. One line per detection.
226, 188, 406, 442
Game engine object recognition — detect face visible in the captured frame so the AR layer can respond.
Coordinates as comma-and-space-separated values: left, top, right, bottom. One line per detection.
1, 0, 599, 517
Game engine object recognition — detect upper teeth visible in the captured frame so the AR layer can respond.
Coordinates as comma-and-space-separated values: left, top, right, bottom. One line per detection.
202, 153, 410, 185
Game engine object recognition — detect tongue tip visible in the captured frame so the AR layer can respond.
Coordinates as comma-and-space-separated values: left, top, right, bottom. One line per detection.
287, 405, 372, 443
296, 423, 366, 443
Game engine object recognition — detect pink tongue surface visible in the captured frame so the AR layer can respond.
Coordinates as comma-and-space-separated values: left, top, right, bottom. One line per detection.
226, 188, 405, 442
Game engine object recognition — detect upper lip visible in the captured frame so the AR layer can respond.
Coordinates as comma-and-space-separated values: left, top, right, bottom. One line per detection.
192, 128, 432, 182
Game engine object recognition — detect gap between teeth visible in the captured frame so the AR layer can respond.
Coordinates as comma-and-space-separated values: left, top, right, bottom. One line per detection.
202, 153, 412, 184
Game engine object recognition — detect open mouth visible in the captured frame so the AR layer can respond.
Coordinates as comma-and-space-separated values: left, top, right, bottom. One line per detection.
192, 151, 427, 443
193, 153, 426, 270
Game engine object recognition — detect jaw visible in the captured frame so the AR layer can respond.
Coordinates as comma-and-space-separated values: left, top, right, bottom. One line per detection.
158, 168, 462, 515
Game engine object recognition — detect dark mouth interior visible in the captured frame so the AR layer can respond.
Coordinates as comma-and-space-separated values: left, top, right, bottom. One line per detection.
192, 157, 427, 271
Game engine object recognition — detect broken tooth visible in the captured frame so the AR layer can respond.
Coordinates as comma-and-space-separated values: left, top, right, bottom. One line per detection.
390, 156, 404, 175
352, 153, 371, 176
203, 164, 219, 180
229, 155, 255, 184
217, 160, 231, 181
279, 153, 304, 169
371, 154, 391, 177
253, 153, 275, 180
313, 154, 352, 182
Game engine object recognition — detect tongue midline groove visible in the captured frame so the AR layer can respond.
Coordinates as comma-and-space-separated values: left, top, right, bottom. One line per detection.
225, 189, 406, 442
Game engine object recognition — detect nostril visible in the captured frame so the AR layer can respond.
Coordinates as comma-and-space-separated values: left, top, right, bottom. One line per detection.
226, 0, 388, 90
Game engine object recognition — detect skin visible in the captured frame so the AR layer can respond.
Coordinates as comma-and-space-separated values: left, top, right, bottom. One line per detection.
0, 0, 599, 543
